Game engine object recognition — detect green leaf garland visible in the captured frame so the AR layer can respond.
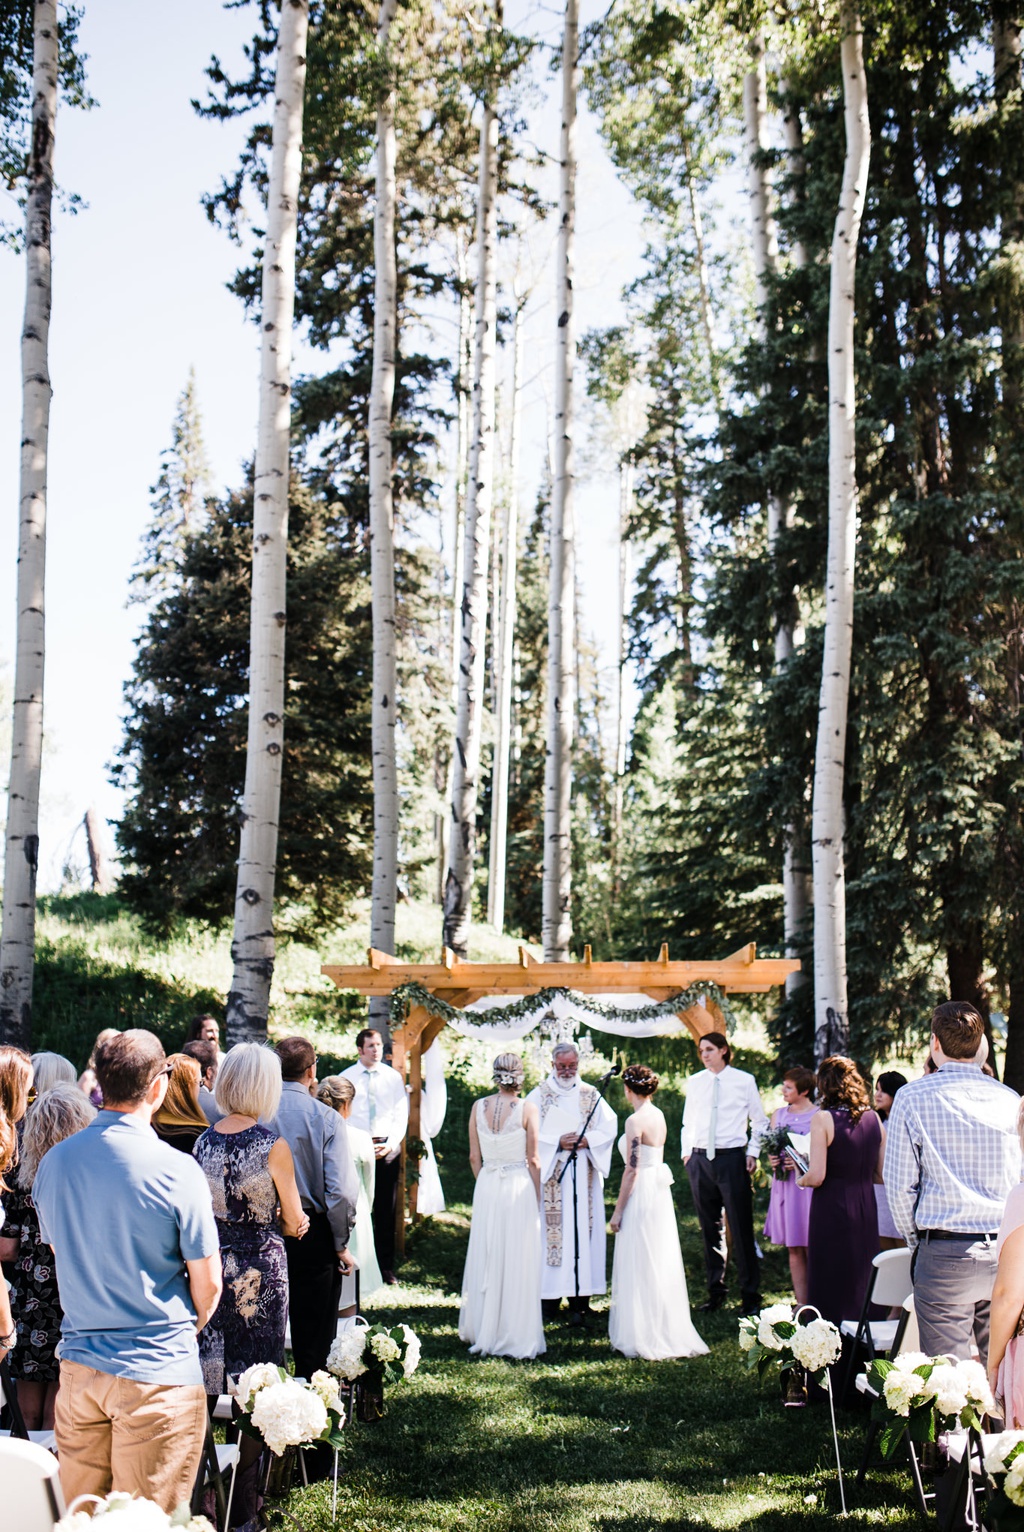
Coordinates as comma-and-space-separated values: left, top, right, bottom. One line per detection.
389, 979, 736, 1034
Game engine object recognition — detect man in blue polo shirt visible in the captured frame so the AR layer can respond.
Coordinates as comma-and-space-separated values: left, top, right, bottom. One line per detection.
34, 1029, 221, 1512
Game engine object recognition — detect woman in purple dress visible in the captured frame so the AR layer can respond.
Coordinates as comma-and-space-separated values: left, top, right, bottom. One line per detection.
799, 1056, 884, 1328
763, 1067, 818, 1306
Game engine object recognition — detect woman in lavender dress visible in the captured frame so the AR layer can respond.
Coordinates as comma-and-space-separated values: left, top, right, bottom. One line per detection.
799, 1056, 883, 1328
763, 1067, 818, 1307
193, 1044, 308, 1530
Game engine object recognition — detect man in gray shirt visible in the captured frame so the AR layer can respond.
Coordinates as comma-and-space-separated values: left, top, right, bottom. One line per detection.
270, 1036, 358, 1381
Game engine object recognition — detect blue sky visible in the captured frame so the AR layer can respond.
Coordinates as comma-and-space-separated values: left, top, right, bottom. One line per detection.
0, 0, 644, 893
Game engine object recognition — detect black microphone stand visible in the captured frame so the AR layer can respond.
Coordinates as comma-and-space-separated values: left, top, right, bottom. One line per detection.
557, 1065, 620, 1324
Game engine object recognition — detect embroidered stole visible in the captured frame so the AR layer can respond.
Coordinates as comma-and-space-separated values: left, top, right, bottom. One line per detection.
539, 1080, 597, 1268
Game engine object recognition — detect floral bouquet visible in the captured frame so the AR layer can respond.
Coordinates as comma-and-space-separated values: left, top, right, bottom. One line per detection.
761, 1125, 792, 1180
231, 1362, 347, 1456
866, 1353, 995, 1459
57, 1495, 213, 1530
327, 1321, 421, 1387
738, 1302, 842, 1386
984, 1431, 1024, 1530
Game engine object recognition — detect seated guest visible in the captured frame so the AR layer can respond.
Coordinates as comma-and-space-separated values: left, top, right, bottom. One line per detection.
29, 1052, 77, 1097
0, 1083, 95, 1430
183, 1039, 224, 1126
78, 1027, 120, 1108
341, 1028, 409, 1284
152, 1053, 209, 1154
194, 1044, 308, 1529
0, 1047, 33, 1372
317, 1075, 383, 1305
33, 1029, 221, 1513
269, 1038, 358, 1381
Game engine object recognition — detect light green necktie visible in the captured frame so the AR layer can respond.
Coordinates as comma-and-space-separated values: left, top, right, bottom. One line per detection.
365, 1068, 377, 1130
707, 1073, 720, 1162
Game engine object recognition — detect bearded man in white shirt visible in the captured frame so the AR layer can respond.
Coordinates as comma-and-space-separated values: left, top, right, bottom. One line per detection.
525, 1042, 617, 1326
341, 1028, 409, 1284
682, 1031, 769, 1317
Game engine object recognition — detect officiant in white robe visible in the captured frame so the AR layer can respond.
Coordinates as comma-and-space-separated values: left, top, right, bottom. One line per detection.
525, 1041, 617, 1322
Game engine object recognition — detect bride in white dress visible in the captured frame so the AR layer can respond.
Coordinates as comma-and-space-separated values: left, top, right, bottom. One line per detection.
459, 1053, 546, 1359
609, 1063, 709, 1361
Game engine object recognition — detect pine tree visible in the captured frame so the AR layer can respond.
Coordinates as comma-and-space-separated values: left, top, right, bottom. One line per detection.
131, 370, 212, 603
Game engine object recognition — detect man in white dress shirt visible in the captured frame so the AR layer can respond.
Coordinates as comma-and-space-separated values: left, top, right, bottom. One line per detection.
525, 1042, 617, 1326
682, 1031, 768, 1317
342, 1028, 409, 1284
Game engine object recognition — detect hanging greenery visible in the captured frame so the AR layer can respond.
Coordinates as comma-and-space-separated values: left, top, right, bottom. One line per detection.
388, 979, 736, 1033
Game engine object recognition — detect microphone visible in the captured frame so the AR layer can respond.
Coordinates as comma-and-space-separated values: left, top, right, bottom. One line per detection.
601, 1062, 622, 1083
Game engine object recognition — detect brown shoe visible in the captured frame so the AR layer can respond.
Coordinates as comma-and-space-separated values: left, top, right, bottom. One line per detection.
381, 1268, 398, 1285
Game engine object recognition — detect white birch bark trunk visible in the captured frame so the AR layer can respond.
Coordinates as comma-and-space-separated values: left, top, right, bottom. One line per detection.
487, 298, 523, 933
543, 0, 578, 962
611, 458, 632, 895
811, 2, 870, 1061
226, 0, 308, 1044
443, 64, 499, 957
369, 0, 400, 1031
83, 806, 113, 895
0, 1, 57, 1050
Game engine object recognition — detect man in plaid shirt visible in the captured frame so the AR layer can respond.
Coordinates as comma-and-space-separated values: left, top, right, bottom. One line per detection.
884, 1001, 1020, 1362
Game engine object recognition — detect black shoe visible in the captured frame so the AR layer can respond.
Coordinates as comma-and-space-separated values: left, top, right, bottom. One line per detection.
697, 1295, 726, 1313
738, 1297, 764, 1318
381, 1268, 398, 1286
567, 1310, 589, 1329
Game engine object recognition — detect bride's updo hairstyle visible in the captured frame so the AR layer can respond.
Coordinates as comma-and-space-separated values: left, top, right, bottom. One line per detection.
622, 1063, 659, 1097
492, 1053, 525, 1091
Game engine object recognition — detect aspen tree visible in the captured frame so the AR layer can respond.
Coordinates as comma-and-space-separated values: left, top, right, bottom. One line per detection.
810, 0, 870, 1061
442, 5, 501, 957
227, 0, 309, 1043
0, 0, 57, 1050
543, 0, 578, 962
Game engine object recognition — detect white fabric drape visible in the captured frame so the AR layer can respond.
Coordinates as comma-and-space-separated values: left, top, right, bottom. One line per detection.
416, 1038, 447, 1216
446, 990, 708, 1042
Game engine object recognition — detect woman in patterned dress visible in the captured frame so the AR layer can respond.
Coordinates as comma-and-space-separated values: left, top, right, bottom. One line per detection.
0, 1081, 94, 1429
193, 1043, 308, 1530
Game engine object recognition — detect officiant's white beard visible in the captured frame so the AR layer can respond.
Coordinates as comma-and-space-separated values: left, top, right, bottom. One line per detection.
548, 1070, 579, 1093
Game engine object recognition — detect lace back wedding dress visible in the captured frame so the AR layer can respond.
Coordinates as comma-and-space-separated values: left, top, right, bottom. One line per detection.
458, 1098, 546, 1359
609, 1135, 709, 1361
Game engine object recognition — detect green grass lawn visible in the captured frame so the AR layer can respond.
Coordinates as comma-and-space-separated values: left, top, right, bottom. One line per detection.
273, 1139, 913, 1532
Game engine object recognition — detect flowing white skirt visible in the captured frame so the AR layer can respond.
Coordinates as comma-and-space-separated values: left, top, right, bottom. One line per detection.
609, 1163, 709, 1361
459, 1165, 546, 1359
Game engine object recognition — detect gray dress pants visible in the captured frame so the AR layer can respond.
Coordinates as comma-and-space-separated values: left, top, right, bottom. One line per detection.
912, 1235, 997, 1363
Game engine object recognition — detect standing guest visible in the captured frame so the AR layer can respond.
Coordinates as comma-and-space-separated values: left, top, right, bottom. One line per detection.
884, 1000, 1020, 1362
988, 1099, 1024, 1425
152, 1053, 210, 1154
78, 1027, 120, 1108
682, 1031, 769, 1316
0, 1083, 95, 1430
609, 1064, 708, 1360
194, 1044, 308, 1531
33, 1029, 221, 1513
29, 1052, 76, 1096
798, 1056, 883, 1327
183, 1039, 224, 1126
341, 1029, 408, 1285
525, 1042, 617, 1327
317, 1076, 383, 1304
873, 1071, 908, 1249
763, 1066, 818, 1307
459, 1054, 545, 1359
0, 1047, 32, 1375
269, 1037, 358, 1383
186, 1014, 225, 1066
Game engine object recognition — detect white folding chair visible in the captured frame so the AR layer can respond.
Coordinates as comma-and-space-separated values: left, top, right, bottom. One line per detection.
0, 1436, 66, 1529
840, 1247, 914, 1399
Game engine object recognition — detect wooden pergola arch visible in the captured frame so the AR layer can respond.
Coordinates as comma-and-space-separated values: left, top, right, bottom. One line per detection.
323, 943, 800, 1254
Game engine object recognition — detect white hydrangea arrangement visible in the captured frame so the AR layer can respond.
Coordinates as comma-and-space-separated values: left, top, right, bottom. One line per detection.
984, 1431, 1024, 1526
738, 1303, 841, 1386
230, 1362, 346, 1456
327, 1321, 422, 1388
57, 1496, 213, 1531
866, 1353, 996, 1460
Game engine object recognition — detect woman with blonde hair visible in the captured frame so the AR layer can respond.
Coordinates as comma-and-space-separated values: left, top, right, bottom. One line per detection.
152, 1052, 209, 1154
317, 1075, 382, 1301
459, 1053, 545, 1359
0, 1082, 94, 1429
798, 1055, 883, 1326
0, 1046, 33, 1380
